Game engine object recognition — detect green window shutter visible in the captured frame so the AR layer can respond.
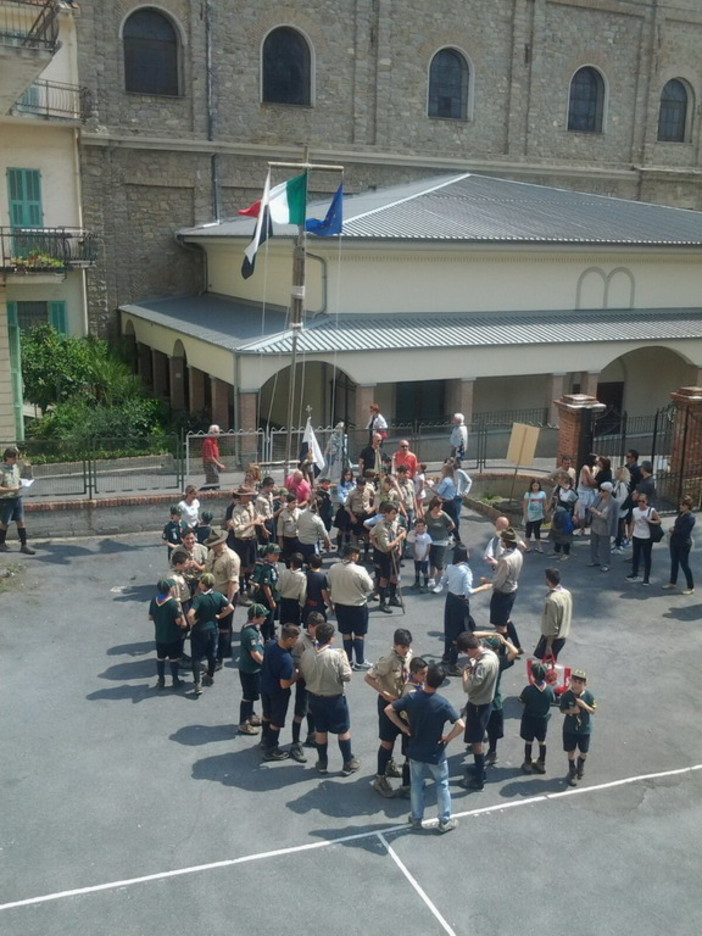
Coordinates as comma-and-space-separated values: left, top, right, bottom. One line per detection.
49, 301, 67, 334
7, 168, 43, 228
6, 302, 25, 441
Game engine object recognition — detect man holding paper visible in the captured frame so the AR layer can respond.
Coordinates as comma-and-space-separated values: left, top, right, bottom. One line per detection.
0, 446, 36, 555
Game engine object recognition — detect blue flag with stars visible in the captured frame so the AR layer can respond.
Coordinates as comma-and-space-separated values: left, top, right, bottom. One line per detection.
305, 184, 343, 236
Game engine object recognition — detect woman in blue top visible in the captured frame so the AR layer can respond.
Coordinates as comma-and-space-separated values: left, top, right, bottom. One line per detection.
664, 495, 696, 594
436, 462, 461, 543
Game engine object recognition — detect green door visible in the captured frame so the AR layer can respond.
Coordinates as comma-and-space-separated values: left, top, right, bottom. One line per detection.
7, 169, 43, 260
7, 168, 43, 227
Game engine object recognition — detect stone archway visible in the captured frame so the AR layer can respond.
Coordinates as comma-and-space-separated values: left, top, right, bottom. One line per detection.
598, 346, 698, 417
260, 360, 356, 429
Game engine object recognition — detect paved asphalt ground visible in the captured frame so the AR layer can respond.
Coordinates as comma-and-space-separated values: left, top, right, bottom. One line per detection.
1, 510, 701, 936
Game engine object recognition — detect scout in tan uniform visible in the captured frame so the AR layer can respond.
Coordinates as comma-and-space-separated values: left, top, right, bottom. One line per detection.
299, 620, 360, 776
227, 486, 262, 600
204, 527, 240, 666
370, 504, 406, 613
364, 628, 413, 797
345, 477, 374, 556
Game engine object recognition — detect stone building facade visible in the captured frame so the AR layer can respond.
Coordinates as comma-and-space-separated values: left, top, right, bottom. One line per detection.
76, 0, 702, 336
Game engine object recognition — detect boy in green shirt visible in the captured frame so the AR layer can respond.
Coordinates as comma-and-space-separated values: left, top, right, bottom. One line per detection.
148, 579, 187, 689
187, 573, 235, 696
238, 604, 267, 734
560, 669, 597, 786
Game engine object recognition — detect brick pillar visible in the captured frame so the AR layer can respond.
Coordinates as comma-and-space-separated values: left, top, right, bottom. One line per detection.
211, 377, 231, 430
554, 394, 606, 471
546, 374, 566, 425
669, 386, 702, 505
152, 350, 169, 398
189, 366, 205, 414
446, 378, 475, 423
169, 355, 185, 410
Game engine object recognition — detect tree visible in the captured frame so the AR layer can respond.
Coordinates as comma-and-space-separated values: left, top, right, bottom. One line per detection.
20, 324, 93, 414
22, 325, 168, 446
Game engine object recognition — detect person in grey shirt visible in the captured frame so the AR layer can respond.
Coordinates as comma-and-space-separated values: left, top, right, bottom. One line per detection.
456, 633, 499, 792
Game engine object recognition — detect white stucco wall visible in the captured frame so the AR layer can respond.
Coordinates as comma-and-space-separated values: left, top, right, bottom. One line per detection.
0, 124, 80, 229
198, 239, 702, 316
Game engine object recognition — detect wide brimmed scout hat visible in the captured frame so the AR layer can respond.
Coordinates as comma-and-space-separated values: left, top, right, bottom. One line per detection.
235, 485, 256, 497
500, 527, 518, 543
204, 527, 227, 547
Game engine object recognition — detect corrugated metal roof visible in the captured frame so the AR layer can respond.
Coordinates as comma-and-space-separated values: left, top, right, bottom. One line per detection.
178, 172, 702, 247
120, 297, 702, 355
240, 308, 702, 354
120, 294, 290, 351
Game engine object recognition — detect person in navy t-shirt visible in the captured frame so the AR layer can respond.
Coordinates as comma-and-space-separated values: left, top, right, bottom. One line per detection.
385, 664, 464, 833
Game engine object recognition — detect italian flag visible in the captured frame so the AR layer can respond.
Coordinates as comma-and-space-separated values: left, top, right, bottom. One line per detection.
239, 172, 308, 225
239, 172, 308, 278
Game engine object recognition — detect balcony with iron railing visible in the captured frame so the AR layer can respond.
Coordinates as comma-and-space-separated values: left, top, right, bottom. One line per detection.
0, 227, 98, 274
11, 78, 93, 121
0, 0, 60, 53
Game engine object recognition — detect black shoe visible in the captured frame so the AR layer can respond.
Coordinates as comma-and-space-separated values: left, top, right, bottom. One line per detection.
0, 543, 9, 552
214, 660, 223, 672
171, 677, 183, 689
468, 775, 485, 791
20, 544, 36, 555
155, 677, 166, 690
262, 748, 289, 762
388, 596, 403, 607
303, 733, 317, 748
378, 602, 393, 614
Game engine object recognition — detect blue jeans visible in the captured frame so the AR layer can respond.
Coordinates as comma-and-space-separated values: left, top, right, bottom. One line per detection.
409, 757, 452, 824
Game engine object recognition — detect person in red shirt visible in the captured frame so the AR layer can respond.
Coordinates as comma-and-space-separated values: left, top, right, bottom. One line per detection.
202, 425, 225, 489
285, 469, 311, 506
393, 440, 418, 478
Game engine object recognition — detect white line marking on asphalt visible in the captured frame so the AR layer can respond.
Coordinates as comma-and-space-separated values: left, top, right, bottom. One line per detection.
379, 833, 456, 936
1, 763, 699, 913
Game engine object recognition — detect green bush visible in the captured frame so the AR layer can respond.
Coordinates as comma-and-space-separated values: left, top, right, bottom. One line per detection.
28, 397, 169, 446
22, 325, 171, 454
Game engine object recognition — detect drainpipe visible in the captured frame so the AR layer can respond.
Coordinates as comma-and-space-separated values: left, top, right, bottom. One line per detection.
73, 127, 89, 335
204, 0, 220, 220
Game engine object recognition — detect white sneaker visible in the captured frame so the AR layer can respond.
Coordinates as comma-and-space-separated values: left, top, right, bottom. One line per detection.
432, 584, 443, 594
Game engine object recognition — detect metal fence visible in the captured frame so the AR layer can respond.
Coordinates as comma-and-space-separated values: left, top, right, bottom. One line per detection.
7, 409, 559, 501
4, 436, 184, 500
0, 0, 60, 53
11, 79, 93, 122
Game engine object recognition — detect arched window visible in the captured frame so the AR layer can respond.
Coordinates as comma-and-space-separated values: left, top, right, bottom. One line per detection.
123, 9, 179, 96
428, 48, 469, 120
262, 27, 311, 106
567, 67, 604, 133
658, 79, 689, 142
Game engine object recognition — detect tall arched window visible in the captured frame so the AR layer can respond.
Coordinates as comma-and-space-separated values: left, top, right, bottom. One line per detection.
567, 66, 605, 133
262, 27, 311, 106
658, 79, 689, 142
123, 9, 179, 96
428, 48, 469, 120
